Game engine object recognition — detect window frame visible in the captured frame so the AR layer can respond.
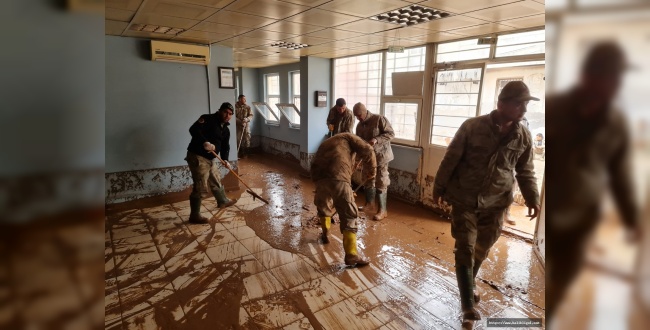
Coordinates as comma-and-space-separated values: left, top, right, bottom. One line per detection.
275, 103, 301, 129
289, 71, 301, 111
264, 73, 281, 125
380, 98, 422, 146
251, 101, 280, 124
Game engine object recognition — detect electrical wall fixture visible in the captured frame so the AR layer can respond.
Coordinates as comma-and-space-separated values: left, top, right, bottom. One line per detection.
371, 4, 450, 27
130, 24, 184, 35
270, 41, 310, 50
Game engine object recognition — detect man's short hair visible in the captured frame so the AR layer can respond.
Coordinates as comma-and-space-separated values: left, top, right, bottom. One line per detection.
335, 98, 346, 107
238, 94, 245, 99
219, 102, 234, 113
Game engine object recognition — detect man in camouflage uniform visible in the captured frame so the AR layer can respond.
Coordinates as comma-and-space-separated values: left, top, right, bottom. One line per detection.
353, 102, 395, 221
545, 42, 640, 322
311, 133, 377, 267
326, 98, 354, 135
235, 94, 253, 158
433, 81, 540, 323
185, 102, 238, 224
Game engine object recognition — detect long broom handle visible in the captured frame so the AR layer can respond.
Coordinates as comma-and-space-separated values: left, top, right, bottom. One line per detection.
208, 149, 269, 204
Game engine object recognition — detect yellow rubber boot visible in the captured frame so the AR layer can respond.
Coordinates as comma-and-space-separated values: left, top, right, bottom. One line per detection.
320, 216, 331, 244
343, 231, 369, 267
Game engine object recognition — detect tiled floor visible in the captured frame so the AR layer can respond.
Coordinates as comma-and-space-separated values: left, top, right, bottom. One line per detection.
104, 156, 546, 329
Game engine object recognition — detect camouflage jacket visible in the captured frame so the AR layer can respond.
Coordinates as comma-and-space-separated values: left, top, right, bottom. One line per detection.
311, 133, 377, 183
355, 111, 395, 165
235, 102, 253, 128
326, 107, 354, 135
546, 89, 637, 229
434, 110, 540, 210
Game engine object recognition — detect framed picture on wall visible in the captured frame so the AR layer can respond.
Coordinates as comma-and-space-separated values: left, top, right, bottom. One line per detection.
218, 67, 235, 89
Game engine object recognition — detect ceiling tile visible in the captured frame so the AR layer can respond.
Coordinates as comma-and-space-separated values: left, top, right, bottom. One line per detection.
280, 0, 331, 6
317, 0, 408, 18
316, 41, 360, 49
465, 0, 544, 22
240, 29, 297, 41
172, 36, 211, 44
406, 31, 464, 43
286, 8, 359, 27
448, 22, 516, 36
178, 0, 233, 8
305, 28, 364, 40
343, 34, 394, 45
106, 20, 129, 35
262, 21, 324, 35
106, 0, 143, 11
132, 13, 200, 29
177, 30, 233, 41
499, 13, 544, 29
106, 8, 135, 22
376, 26, 429, 38
205, 10, 278, 28
192, 21, 253, 35
227, 36, 276, 46
411, 14, 486, 32
141, 0, 220, 21
282, 35, 334, 46
417, 0, 522, 14
225, 0, 310, 19
123, 30, 176, 39
216, 39, 266, 48
336, 19, 396, 33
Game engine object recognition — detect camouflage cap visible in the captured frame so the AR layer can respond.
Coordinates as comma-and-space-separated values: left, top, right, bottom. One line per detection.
498, 81, 540, 102
582, 41, 632, 76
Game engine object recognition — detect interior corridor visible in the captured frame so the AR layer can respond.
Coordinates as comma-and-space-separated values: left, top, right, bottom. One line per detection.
105, 154, 545, 329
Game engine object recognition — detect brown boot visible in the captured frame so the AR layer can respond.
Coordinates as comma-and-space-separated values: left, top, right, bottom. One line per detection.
214, 187, 237, 208
344, 254, 370, 267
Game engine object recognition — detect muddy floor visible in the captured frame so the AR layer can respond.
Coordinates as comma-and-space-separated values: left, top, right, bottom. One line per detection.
104, 154, 545, 329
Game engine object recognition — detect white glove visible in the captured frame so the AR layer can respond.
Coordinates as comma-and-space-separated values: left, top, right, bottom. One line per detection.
203, 142, 216, 151
243, 118, 250, 123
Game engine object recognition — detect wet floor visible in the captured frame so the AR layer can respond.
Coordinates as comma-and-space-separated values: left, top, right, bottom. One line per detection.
104, 154, 545, 329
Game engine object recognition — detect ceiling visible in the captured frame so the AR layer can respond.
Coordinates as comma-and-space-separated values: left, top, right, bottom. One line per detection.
106, 0, 545, 68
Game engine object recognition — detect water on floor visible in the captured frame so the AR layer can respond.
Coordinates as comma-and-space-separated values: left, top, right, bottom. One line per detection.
104, 154, 545, 329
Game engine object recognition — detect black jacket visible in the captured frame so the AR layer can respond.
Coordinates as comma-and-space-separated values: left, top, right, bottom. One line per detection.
187, 113, 230, 161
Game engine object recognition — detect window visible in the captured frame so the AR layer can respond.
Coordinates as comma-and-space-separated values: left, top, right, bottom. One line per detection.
276, 103, 300, 128
385, 47, 426, 96
495, 30, 545, 57
334, 53, 383, 117
436, 39, 490, 63
431, 68, 483, 146
384, 101, 420, 141
264, 73, 280, 122
290, 71, 300, 111
251, 102, 280, 123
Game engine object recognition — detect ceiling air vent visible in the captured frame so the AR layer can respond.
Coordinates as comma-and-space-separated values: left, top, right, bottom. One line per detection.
370, 4, 451, 27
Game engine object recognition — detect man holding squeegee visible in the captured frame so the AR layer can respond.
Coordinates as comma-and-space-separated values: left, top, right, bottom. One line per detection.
185, 102, 238, 224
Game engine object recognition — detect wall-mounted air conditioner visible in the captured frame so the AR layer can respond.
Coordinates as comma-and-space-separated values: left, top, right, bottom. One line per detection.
150, 40, 210, 66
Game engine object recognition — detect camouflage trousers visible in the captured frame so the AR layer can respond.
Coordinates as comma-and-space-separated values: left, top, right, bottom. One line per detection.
314, 179, 358, 233
185, 151, 223, 200
364, 163, 390, 193
450, 206, 505, 268
236, 125, 251, 150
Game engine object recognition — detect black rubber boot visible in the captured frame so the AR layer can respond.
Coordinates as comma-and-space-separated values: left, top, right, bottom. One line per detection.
456, 265, 481, 321
359, 187, 376, 212
214, 187, 237, 208
188, 197, 209, 224
473, 259, 483, 303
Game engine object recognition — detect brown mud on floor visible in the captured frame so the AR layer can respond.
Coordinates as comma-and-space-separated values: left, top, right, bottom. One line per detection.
105, 154, 545, 329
